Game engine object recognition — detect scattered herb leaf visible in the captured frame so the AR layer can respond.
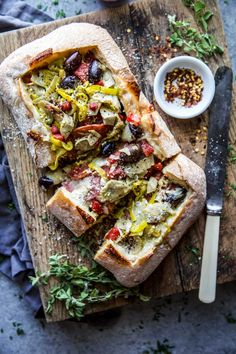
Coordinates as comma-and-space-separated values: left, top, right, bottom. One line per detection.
168, 14, 224, 60
225, 313, 236, 323
30, 254, 150, 320
142, 339, 175, 354
56, 9, 66, 19
37, 3, 42, 10
0, 328, 3, 333
228, 144, 236, 163
52, 0, 59, 5
16, 327, 25, 336
8, 202, 15, 210
182, 0, 213, 31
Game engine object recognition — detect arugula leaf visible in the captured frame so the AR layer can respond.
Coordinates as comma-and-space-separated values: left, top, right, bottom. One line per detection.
168, 15, 223, 60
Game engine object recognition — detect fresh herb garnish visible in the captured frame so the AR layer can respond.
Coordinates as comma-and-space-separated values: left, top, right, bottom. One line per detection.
56, 9, 66, 19
225, 313, 236, 323
182, 0, 213, 31
7, 202, 15, 210
52, 0, 59, 5
228, 144, 236, 163
30, 254, 149, 320
168, 14, 224, 60
0, 328, 3, 333
142, 339, 175, 354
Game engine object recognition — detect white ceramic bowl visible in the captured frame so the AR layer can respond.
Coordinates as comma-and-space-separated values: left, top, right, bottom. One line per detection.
154, 56, 215, 119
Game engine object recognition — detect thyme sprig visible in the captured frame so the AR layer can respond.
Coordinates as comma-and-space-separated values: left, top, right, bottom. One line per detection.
168, 14, 223, 60
30, 253, 149, 320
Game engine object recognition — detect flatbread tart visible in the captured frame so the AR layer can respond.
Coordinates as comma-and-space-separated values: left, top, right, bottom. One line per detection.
0, 23, 206, 287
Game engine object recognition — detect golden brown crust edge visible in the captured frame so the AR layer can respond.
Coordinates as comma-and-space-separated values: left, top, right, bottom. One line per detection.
0, 22, 180, 167
94, 153, 206, 287
46, 188, 91, 237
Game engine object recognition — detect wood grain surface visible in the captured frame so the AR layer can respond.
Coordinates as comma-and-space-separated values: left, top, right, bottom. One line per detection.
0, 0, 235, 322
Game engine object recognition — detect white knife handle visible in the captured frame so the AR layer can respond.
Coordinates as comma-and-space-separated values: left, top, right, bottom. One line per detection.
199, 215, 220, 303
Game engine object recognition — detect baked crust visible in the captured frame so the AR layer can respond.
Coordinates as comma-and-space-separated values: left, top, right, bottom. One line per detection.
94, 153, 206, 287
0, 22, 180, 167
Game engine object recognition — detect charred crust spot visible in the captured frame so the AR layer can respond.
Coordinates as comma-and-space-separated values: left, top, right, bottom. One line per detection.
29, 49, 53, 68
76, 206, 94, 224
149, 114, 156, 133
27, 130, 41, 142
128, 80, 141, 99
105, 245, 130, 265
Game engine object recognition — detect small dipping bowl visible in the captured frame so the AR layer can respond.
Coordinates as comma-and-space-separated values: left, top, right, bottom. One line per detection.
154, 56, 215, 119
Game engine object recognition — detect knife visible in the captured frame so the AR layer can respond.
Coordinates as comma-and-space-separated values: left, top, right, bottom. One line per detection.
199, 66, 233, 303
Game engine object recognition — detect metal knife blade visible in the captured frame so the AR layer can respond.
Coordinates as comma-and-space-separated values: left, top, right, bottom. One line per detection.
205, 66, 233, 216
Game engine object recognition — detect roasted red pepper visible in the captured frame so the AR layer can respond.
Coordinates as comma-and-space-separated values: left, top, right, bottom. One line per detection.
106, 227, 120, 241
53, 133, 64, 141
60, 101, 72, 112
51, 125, 59, 134
91, 199, 103, 214
89, 102, 98, 111
154, 162, 163, 171
126, 112, 141, 126
141, 140, 154, 156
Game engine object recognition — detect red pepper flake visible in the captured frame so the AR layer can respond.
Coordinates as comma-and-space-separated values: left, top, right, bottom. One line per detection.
164, 68, 204, 107
106, 227, 120, 241
126, 112, 141, 126
141, 140, 154, 157
90, 200, 103, 214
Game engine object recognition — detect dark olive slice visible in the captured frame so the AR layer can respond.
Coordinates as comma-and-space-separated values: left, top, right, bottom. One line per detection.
38, 176, 54, 188
88, 60, 103, 83
128, 123, 143, 139
64, 51, 82, 73
101, 141, 116, 156
60, 75, 78, 89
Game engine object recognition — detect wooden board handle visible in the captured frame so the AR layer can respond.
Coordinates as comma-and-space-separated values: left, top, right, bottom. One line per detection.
199, 215, 220, 303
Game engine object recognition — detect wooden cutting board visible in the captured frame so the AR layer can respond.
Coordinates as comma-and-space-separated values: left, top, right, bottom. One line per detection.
0, 0, 235, 322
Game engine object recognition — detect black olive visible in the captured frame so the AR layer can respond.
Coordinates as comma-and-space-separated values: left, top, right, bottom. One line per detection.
64, 51, 82, 73
164, 187, 187, 207
101, 141, 116, 156
128, 123, 143, 139
60, 75, 78, 89
119, 144, 141, 164
88, 60, 102, 83
38, 176, 54, 188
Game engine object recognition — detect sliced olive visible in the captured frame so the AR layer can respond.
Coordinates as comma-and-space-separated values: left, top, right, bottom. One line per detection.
88, 60, 103, 83
60, 75, 78, 89
38, 176, 54, 188
64, 51, 82, 73
128, 123, 143, 139
119, 144, 141, 164
101, 141, 116, 156
164, 186, 187, 207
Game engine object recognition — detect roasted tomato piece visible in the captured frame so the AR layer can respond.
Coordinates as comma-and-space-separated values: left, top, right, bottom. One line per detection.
141, 140, 154, 156
74, 63, 89, 82
126, 112, 141, 126
106, 227, 120, 241
95, 80, 104, 86
154, 162, 163, 171
90, 199, 103, 214
89, 102, 98, 111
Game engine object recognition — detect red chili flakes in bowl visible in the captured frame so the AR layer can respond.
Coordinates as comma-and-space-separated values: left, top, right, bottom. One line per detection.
164, 68, 204, 107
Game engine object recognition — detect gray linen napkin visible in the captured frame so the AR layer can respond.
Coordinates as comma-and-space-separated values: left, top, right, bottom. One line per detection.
0, 0, 53, 316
